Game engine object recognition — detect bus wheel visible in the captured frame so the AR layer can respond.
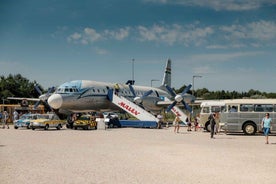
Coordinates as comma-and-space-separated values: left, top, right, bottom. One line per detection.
243, 122, 256, 135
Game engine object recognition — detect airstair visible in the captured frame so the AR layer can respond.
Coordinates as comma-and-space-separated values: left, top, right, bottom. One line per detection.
107, 89, 159, 128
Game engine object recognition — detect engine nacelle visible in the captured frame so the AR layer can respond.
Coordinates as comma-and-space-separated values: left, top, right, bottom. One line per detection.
134, 97, 142, 104
175, 94, 183, 102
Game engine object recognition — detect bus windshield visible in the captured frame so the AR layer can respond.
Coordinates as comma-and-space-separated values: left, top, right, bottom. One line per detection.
199, 100, 225, 131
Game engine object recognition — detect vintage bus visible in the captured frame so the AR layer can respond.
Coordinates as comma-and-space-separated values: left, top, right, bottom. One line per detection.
199, 100, 226, 131
0, 104, 45, 123
221, 99, 276, 135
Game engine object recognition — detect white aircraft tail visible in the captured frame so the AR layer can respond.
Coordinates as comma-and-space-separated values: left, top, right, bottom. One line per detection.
161, 59, 172, 87
108, 90, 159, 122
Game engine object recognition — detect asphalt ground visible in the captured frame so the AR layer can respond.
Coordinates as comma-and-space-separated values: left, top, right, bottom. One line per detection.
1, 127, 276, 184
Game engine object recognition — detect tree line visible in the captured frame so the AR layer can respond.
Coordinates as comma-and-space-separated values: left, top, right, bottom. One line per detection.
0, 74, 44, 103
1, 74, 276, 104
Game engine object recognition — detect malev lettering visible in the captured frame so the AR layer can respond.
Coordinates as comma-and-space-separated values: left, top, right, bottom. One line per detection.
118, 102, 140, 116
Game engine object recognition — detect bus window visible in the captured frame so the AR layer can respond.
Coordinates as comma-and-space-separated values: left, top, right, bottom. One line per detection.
240, 104, 253, 112
254, 105, 264, 112
255, 104, 273, 112
211, 106, 222, 113
202, 107, 209, 113
229, 105, 238, 112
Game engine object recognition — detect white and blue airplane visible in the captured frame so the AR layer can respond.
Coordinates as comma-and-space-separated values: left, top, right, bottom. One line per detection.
47, 59, 195, 116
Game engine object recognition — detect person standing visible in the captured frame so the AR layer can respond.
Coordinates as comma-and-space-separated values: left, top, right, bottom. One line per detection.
157, 114, 163, 129
13, 110, 19, 122
186, 117, 192, 131
2, 111, 9, 129
194, 117, 199, 131
209, 113, 216, 138
262, 113, 272, 144
173, 115, 181, 133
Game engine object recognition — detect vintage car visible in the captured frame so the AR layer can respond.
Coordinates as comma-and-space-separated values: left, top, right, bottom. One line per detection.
30, 113, 66, 130
73, 114, 97, 130
14, 113, 40, 129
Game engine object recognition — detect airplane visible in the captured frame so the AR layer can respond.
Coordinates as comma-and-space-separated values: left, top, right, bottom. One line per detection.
47, 59, 195, 118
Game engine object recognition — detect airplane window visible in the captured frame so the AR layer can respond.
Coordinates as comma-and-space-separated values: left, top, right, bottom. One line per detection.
97, 89, 100, 93
93, 89, 95, 92
103, 89, 105, 93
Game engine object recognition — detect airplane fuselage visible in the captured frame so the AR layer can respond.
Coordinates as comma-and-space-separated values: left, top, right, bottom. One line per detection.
48, 80, 170, 113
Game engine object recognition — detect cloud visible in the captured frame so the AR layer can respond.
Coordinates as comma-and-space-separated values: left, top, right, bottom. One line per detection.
66, 20, 275, 48
188, 51, 264, 63
94, 47, 108, 55
67, 27, 130, 45
144, 0, 275, 11
219, 20, 276, 46
137, 23, 214, 46
67, 32, 82, 43
104, 27, 130, 40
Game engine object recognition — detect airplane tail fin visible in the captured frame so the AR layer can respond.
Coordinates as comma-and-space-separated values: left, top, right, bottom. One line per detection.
161, 59, 172, 87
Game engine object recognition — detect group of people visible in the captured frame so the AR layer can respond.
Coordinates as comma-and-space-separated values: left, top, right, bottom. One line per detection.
173, 115, 200, 133
0, 110, 19, 129
0, 111, 10, 129
172, 112, 273, 144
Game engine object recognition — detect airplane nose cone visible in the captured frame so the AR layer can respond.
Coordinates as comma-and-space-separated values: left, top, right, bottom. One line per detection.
48, 94, 63, 109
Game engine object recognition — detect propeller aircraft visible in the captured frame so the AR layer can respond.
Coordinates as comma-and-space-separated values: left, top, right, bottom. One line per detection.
47, 59, 195, 117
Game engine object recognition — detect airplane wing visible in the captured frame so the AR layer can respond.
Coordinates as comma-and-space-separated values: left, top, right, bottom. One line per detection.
7, 97, 40, 101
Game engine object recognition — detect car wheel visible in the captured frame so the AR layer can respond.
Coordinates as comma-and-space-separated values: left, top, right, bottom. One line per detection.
56, 124, 61, 130
243, 122, 256, 135
109, 123, 114, 128
14, 126, 18, 129
44, 124, 49, 130
32, 127, 35, 130
87, 125, 91, 130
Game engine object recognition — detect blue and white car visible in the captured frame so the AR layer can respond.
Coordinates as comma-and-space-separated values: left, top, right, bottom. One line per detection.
14, 113, 40, 129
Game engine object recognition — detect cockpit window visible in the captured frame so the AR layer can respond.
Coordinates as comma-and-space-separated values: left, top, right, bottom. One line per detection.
56, 86, 79, 93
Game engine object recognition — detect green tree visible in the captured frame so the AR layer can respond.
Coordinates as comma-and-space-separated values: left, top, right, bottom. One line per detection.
0, 74, 44, 103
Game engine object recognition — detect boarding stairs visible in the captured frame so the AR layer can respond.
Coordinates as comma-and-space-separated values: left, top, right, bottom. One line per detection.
107, 89, 159, 122
163, 97, 188, 125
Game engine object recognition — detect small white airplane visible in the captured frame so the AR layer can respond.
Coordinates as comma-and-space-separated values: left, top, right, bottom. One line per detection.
47, 59, 195, 117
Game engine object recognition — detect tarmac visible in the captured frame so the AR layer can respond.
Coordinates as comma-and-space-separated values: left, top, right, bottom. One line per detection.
1, 126, 276, 184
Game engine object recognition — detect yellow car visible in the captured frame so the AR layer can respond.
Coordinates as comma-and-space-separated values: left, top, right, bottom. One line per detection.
30, 114, 66, 130
73, 114, 97, 130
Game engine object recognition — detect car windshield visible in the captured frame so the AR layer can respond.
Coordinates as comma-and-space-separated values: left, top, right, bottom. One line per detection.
37, 114, 49, 119
19, 114, 30, 120
19, 114, 39, 120
79, 116, 90, 120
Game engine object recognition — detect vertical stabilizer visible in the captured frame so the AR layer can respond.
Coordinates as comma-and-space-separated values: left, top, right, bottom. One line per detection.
161, 59, 171, 87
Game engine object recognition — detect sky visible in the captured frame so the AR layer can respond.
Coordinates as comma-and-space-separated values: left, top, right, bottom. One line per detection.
0, 0, 276, 92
